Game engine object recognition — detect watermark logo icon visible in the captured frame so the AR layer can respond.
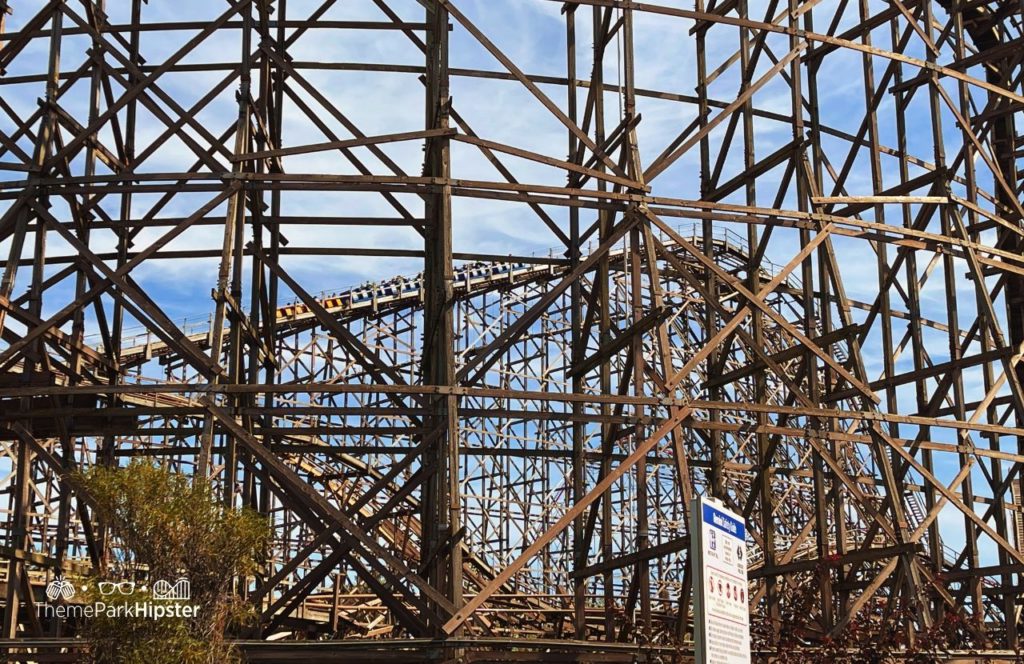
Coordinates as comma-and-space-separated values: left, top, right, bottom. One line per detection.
38, 575, 200, 621
45, 576, 75, 602
99, 581, 136, 596
152, 578, 190, 601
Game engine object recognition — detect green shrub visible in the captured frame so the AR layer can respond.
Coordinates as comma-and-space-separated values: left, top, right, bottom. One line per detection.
72, 461, 270, 664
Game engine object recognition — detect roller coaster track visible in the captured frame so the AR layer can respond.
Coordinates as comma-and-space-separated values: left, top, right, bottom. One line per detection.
111, 224, 757, 365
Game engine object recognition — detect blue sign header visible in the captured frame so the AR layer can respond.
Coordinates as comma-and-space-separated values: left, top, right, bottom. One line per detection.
702, 502, 745, 540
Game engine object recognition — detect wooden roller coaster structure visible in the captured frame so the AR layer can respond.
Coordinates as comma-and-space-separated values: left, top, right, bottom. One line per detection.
1, 0, 1024, 660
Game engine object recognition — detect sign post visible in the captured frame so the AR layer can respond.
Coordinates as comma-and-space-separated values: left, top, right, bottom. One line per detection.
691, 496, 751, 663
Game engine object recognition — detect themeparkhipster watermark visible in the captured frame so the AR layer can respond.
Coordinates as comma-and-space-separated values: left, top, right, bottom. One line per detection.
37, 575, 201, 620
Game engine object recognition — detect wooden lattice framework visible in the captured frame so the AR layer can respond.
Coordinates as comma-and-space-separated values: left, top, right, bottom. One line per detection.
2, 0, 1024, 660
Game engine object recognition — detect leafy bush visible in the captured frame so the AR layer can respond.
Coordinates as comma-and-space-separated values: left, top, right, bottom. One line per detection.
72, 461, 270, 663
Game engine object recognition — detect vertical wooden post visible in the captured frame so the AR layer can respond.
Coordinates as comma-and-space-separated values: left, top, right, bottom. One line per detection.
423, 0, 461, 636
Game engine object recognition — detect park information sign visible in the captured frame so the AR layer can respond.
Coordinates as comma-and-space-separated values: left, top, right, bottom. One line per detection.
691, 496, 751, 664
